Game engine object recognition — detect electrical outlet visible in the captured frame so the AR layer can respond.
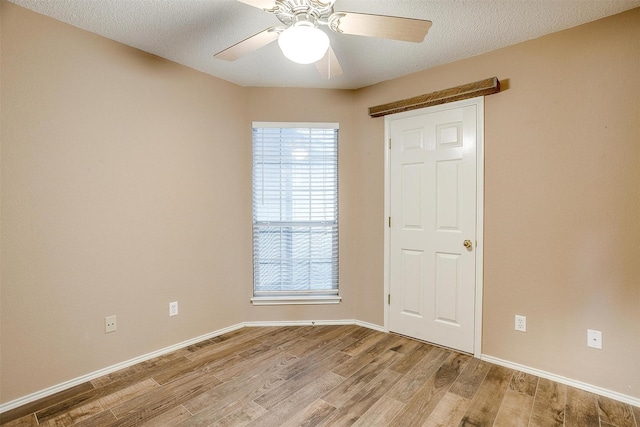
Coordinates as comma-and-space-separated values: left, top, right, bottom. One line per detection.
515, 315, 526, 332
169, 301, 178, 317
587, 329, 602, 349
105, 315, 117, 333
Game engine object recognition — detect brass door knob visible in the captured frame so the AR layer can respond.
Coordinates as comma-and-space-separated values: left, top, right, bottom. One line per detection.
463, 240, 473, 249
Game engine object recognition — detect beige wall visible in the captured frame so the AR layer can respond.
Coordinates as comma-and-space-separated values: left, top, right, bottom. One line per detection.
1, 0, 638, 405
0, 2, 254, 402
353, 8, 640, 399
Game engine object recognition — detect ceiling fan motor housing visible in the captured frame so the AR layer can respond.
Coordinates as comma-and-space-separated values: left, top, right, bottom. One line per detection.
273, 0, 336, 27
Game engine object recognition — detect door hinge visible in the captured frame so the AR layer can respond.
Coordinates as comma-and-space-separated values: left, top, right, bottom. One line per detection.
388, 138, 392, 150
388, 217, 391, 227
388, 294, 391, 305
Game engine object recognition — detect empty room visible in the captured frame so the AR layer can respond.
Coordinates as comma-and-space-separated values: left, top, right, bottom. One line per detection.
1, 0, 639, 426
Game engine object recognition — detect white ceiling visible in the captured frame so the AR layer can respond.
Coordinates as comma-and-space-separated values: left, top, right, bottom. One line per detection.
9, 0, 640, 90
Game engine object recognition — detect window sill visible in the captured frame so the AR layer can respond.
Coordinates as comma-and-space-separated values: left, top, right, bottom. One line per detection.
251, 295, 342, 306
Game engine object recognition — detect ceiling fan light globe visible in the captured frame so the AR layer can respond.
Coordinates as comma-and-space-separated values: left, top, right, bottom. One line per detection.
278, 24, 330, 65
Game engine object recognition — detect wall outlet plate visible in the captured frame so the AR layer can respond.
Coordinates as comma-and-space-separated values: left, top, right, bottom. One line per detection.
587, 329, 602, 349
515, 315, 526, 332
169, 301, 178, 317
105, 315, 117, 333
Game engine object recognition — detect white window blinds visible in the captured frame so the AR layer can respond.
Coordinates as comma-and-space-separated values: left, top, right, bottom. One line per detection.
252, 122, 339, 298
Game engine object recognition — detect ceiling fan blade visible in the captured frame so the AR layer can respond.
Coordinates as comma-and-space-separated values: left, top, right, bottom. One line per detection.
331, 12, 432, 43
315, 46, 343, 79
236, 0, 278, 11
214, 27, 280, 61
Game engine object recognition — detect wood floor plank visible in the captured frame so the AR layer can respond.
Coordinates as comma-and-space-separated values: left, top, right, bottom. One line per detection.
357, 332, 405, 357
529, 412, 562, 427
0, 382, 95, 425
254, 351, 349, 410
245, 371, 344, 427
253, 326, 300, 342
180, 337, 222, 355
422, 392, 470, 427
279, 399, 337, 427
254, 327, 310, 350
154, 336, 287, 386
181, 338, 264, 364
458, 364, 513, 427
67, 409, 118, 427
292, 334, 356, 361
212, 326, 280, 345
331, 336, 403, 379
633, 406, 640, 427
292, 325, 333, 339
38, 399, 104, 426
238, 326, 287, 341
286, 328, 356, 359
91, 352, 185, 388
320, 368, 403, 426
386, 335, 427, 355
389, 352, 470, 426
278, 341, 351, 381
183, 327, 280, 364
208, 401, 267, 427
263, 335, 310, 354
297, 325, 353, 342
0, 414, 38, 427
386, 347, 450, 403
597, 395, 637, 427
350, 396, 404, 427
319, 324, 360, 339
179, 375, 284, 427
346, 326, 378, 341
448, 357, 492, 400
323, 350, 401, 408
387, 342, 433, 375
529, 377, 566, 427
339, 330, 396, 357
35, 356, 192, 423
213, 349, 296, 383
97, 378, 159, 409
109, 369, 222, 424
492, 388, 534, 427
564, 386, 600, 427
509, 370, 539, 397
136, 405, 192, 427
181, 351, 295, 415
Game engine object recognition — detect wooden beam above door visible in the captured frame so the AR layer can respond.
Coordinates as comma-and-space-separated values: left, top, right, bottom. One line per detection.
369, 77, 500, 118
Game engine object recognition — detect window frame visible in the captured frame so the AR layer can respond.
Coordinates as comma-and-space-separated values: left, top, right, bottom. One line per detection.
250, 122, 341, 306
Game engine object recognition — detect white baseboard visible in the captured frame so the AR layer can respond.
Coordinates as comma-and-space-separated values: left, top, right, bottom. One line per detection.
481, 354, 640, 408
242, 318, 386, 333
4, 322, 637, 414
243, 319, 352, 327
353, 319, 387, 333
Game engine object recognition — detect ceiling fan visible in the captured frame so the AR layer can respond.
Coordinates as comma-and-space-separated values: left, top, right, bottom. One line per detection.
214, 0, 432, 79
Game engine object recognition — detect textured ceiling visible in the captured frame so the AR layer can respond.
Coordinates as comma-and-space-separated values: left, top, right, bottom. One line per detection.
8, 0, 640, 89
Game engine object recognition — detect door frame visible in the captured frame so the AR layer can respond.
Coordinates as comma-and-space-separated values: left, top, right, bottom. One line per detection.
383, 96, 485, 357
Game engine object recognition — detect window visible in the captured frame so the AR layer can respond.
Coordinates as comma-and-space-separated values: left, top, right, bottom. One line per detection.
251, 122, 340, 305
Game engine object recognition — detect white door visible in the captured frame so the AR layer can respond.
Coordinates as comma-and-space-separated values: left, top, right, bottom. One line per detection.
387, 99, 481, 354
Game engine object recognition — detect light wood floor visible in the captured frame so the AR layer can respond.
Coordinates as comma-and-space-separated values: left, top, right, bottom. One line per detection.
2, 325, 638, 427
